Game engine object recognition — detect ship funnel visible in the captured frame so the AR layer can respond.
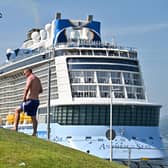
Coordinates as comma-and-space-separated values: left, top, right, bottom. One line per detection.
87, 15, 93, 21
56, 12, 61, 19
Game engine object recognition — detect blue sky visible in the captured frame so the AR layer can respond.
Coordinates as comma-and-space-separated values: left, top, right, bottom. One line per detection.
0, 0, 168, 117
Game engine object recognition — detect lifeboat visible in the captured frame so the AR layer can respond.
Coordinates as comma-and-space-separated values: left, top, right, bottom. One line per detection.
0, 116, 2, 125
6, 113, 15, 125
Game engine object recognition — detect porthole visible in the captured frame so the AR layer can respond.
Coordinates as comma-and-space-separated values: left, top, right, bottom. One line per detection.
106, 129, 116, 140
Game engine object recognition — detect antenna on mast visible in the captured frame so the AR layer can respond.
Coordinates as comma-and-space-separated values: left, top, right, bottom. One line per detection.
111, 35, 116, 46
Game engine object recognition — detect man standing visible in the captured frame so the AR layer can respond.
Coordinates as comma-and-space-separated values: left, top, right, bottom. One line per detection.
13, 68, 43, 136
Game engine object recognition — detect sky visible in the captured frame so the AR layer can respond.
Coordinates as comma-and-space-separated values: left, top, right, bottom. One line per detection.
0, 0, 168, 118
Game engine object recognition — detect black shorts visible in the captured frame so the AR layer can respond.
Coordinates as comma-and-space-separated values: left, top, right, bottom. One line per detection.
20, 99, 39, 116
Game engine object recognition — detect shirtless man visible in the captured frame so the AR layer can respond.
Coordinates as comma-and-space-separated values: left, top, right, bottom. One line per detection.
13, 68, 43, 136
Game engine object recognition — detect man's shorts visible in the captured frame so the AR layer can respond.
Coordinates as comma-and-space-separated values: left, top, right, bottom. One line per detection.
20, 99, 39, 116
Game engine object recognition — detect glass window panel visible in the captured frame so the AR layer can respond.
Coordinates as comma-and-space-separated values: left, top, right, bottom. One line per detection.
108, 50, 119, 56
133, 74, 142, 85
111, 72, 121, 84
84, 71, 94, 83
50, 105, 159, 126
69, 71, 83, 83
135, 87, 145, 99
62, 49, 79, 55
55, 50, 64, 56
99, 112, 106, 124
97, 71, 110, 83
85, 106, 92, 125
94, 50, 106, 56
124, 72, 142, 86
126, 87, 136, 98
81, 50, 92, 55
71, 85, 96, 98
79, 106, 86, 124
123, 72, 133, 85
120, 51, 128, 57
70, 49, 80, 55
112, 86, 125, 98
99, 85, 110, 97
129, 51, 137, 59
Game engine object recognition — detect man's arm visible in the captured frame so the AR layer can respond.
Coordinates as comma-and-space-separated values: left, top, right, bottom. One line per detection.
37, 78, 43, 94
39, 84, 43, 94
38, 78, 43, 94
23, 79, 31, 101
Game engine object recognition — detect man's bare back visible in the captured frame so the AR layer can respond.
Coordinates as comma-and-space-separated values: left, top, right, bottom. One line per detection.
26, 74, 43, 100
23, 69, 43, 101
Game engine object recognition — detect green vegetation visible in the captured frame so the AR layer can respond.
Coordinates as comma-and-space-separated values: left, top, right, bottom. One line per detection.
0, 128, 127, 168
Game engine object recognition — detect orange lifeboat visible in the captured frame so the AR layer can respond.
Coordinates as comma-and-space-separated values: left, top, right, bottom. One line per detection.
6, 113, 15, 125
0, 116, 2, 125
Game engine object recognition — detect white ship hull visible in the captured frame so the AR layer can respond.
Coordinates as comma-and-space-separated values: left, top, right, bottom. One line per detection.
4, 124, 166, 160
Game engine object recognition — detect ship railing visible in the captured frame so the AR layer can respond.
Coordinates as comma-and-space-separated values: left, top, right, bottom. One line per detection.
55, 40, 137, 52
0, 40, 137, 68
0, 47, 50, 68
9, 47, 48, 63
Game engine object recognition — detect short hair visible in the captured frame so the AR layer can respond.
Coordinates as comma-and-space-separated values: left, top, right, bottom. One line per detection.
24, 68, 32, 73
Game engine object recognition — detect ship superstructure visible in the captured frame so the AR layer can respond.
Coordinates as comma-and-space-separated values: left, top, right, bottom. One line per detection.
0, 13, 166, 160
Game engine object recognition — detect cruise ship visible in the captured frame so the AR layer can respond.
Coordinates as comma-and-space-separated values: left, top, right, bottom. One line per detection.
0, 13, 166, 160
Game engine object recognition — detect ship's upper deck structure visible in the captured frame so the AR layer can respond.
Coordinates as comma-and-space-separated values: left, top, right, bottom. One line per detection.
0, 13, 159, 128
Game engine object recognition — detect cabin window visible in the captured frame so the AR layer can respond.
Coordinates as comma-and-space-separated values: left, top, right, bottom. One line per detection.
108, 50, 119, 56
120, 51, 128, 57
135, 87, 145, 99
69, 71, 84, 83
84, 71, 94, 83
71, 85, 96, 98
129, 51, 137, 59
111, 72, 122, 84
93, 50, 106, 56
123, 72, 142, 86
99, 86, 110, 97
113, 86, 125, 98
97, 71, 110, 83
126, 87, 136, 98
81, 50, 92, 55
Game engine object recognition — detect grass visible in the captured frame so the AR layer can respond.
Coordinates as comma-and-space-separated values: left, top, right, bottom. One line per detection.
0, 128, 127, 168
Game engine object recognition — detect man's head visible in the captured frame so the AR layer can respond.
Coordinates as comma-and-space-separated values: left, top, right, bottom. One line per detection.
23, 68, 32, 77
